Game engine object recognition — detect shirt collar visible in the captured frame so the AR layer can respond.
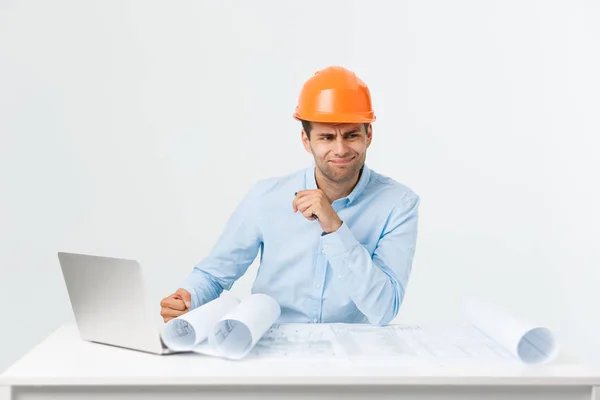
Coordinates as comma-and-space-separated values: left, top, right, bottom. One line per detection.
305, 161, 318, 190
304, 163, 371, 206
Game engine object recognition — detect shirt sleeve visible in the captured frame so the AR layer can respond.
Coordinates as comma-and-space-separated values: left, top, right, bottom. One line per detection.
178, 183, 263, 310
320, 194, 420, 326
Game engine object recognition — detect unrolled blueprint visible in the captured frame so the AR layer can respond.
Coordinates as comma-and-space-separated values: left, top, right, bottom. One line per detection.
245, 298, 558, 365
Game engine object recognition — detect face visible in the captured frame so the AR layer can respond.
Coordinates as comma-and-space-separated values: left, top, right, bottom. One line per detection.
302, 122, 372, 184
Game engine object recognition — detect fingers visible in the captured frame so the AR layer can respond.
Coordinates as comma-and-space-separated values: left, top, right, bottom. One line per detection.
160, 299, 189, 323
293, 192, 297, 212
293, 191, 324, 222
293, 190, 330, 223
302, 212, 317, 221
301, 205, 318, 221
296, 200, 315, 215
295, 190, 318, 197
294, 190, 320, 200
161, 306, 187, 319
160, 296, 187, 311
175, 288, 192, 308
159, 288, 195, 323
160, 303, 188, 323
293, 191, 320, 212
160, 288, 195, 322
296, 189, 330, 203
293, 192, 304, 212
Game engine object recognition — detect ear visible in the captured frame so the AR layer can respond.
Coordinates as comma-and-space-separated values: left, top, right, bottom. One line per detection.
301, 130, 313, 154
366, 124, 373, 148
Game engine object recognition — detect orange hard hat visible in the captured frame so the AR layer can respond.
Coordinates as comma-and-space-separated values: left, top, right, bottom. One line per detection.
293, 66, 376, 123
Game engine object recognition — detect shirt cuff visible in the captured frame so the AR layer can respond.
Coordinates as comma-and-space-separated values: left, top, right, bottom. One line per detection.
320, 221, 359, 257
178, 282, 200, 310
179, 273, 213, 310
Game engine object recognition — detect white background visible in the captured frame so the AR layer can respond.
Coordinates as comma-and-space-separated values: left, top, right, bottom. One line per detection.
1, 0, 599, 372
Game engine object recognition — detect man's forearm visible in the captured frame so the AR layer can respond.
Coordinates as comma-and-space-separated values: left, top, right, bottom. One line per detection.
178, 181, 265, 310
321, 222, 405, 325
179, 268, 224, 309
321, 195, 419, 325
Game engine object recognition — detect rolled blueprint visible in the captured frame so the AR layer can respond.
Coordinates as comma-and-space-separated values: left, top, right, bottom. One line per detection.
461, 297, 558, 364
162, 292, 240, 351
208, 293, 281, 360
161, 292, 281, 360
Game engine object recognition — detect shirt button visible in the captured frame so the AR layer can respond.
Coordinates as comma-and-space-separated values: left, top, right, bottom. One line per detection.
316, 283, 321, 289
338, 274, 343, 279
322, 250, 326, 255
313, 318, 318, 323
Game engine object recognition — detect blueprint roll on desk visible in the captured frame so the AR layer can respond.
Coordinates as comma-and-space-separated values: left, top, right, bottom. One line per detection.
2, 323, 600, 400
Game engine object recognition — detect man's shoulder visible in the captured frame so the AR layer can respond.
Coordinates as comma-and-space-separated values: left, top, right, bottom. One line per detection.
367, 168, 419, 209
248, 167, 306, 196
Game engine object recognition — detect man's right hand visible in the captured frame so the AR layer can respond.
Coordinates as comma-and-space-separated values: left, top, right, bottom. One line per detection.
160, 288, 192, 323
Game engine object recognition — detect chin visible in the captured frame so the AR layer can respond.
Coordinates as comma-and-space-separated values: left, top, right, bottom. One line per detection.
328, 170, 355, 183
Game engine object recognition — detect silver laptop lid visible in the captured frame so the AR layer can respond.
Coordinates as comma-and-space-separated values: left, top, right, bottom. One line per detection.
57, 252, 165, 354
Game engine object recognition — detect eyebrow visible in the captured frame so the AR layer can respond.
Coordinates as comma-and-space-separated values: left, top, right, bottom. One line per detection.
316, 129, 361, 136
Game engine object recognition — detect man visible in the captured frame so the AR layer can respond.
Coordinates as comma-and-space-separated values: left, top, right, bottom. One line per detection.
160, 66, 420, 326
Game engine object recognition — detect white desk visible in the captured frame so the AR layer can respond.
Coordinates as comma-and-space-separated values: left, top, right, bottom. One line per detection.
2, 323, 600, 400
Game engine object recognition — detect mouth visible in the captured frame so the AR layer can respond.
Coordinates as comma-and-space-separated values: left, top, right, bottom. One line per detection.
329, 157, 355, 165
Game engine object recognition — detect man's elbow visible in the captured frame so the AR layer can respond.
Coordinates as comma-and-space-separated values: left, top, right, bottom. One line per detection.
188, 267, 225, 307
368, 283, 405, 326
369, 304, 398, 326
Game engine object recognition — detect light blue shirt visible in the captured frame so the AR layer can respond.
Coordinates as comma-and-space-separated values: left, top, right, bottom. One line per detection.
179, 164, 420, 326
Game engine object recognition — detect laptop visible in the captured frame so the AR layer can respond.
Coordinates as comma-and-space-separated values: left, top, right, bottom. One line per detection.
57, 252, 181, 355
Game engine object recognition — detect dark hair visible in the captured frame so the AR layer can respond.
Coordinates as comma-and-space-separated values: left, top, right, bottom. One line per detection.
301, 119, 369, 139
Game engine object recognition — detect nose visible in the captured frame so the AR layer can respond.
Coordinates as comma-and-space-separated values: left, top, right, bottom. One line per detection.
334, 136, 349, 156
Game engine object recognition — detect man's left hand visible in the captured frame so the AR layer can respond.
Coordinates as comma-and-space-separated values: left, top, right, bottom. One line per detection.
293, 190, 342, 233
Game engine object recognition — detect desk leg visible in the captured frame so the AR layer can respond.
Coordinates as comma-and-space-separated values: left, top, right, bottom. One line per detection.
0, 386, 12, 400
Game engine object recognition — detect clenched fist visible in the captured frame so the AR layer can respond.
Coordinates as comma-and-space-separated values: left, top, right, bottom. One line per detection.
160, 288, 192, 322
293, 189, 343, 233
